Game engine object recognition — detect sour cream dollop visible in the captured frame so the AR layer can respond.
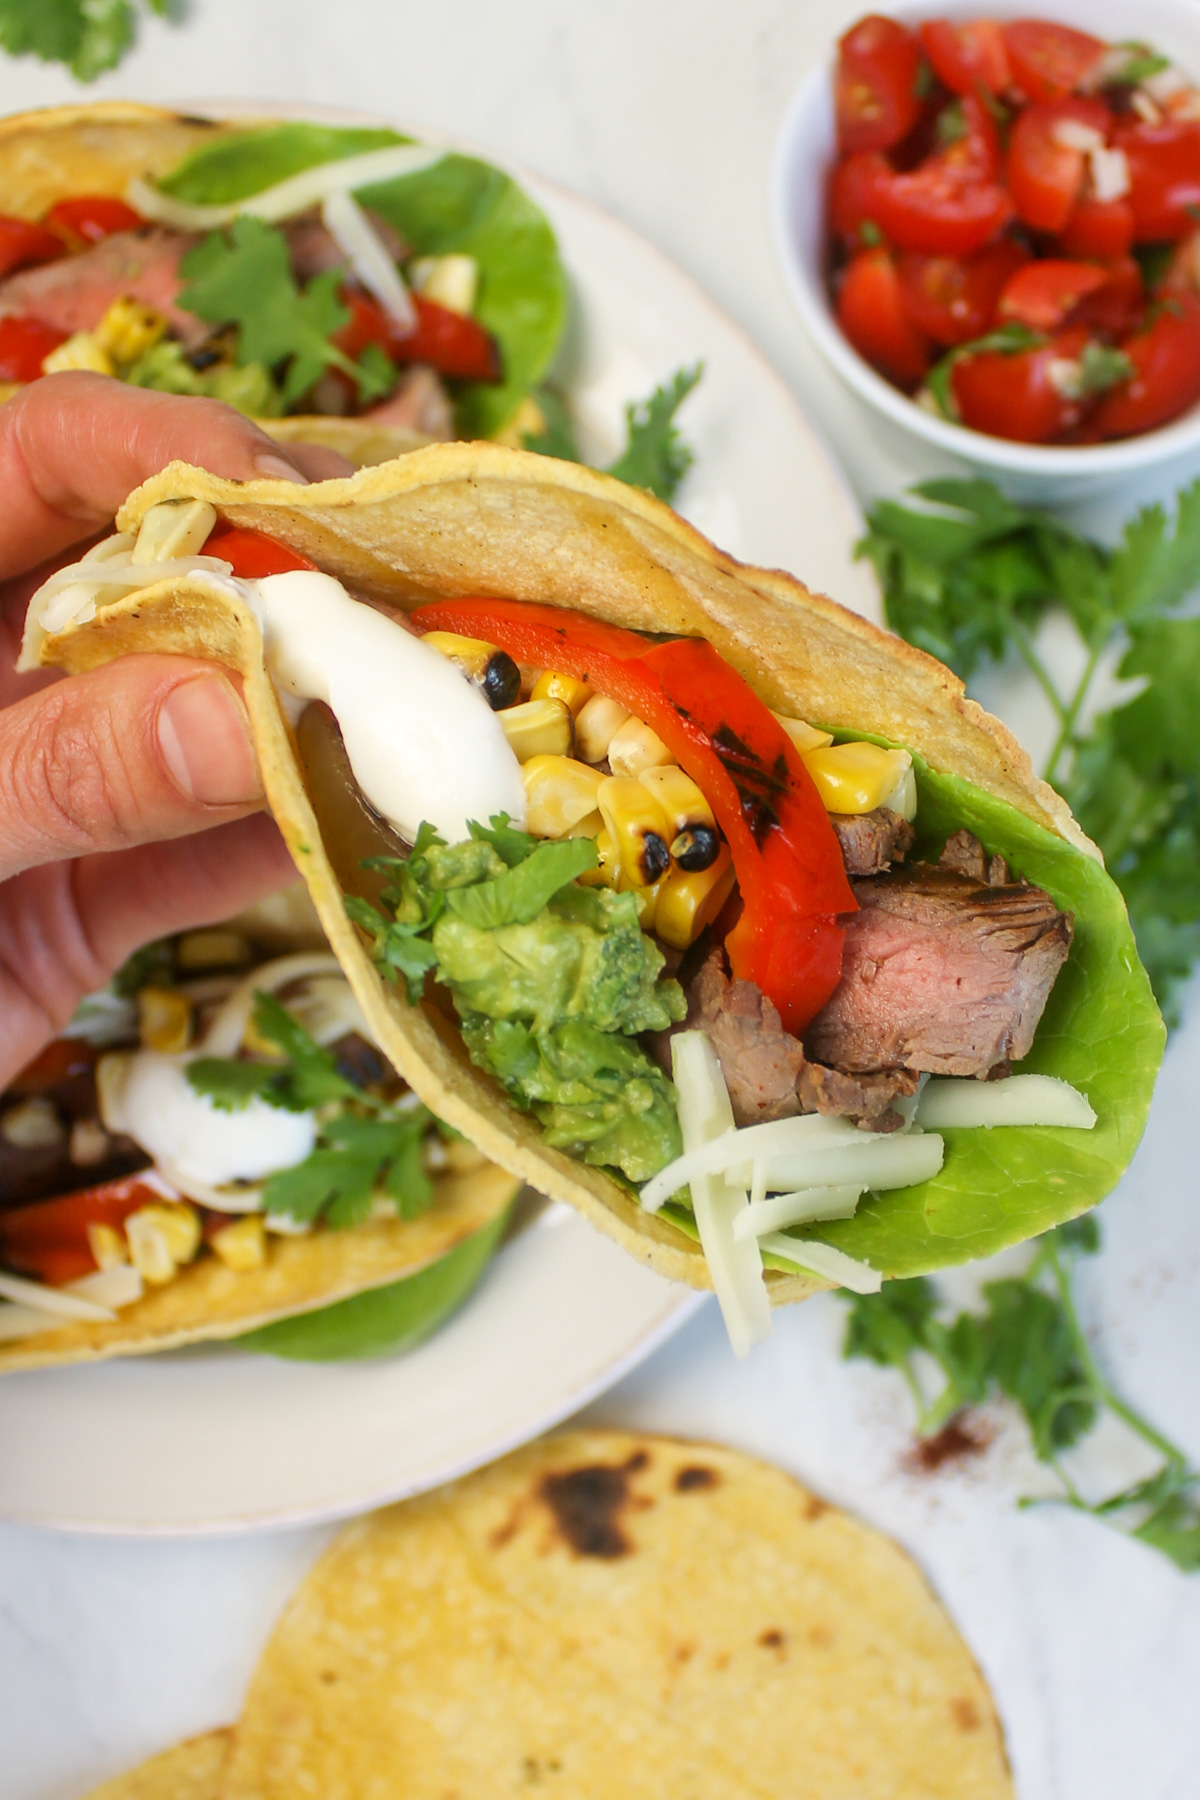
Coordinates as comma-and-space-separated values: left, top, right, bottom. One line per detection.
101, 1051, 316, 1187
252, 571, 526, 843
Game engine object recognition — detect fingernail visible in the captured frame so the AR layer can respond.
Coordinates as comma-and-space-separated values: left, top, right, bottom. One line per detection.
158, 675, 262, 806
253, 451, 309, 484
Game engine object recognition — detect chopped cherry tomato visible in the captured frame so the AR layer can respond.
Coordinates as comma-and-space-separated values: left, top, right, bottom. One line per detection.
0, 214, 65, 280
203, 526, 317, 578
919, 18, 1011, 96
937, 90, 1003, 185
1093, 293, 1200, 438
873, 157, 1013, 255
333, 288, 390, 361
0, 315, 68, 382
1007, 96, 1111, 233
1057, 194, 1134, 260
1003, 18, 1106, 103
1114, 120, 1200, 243
45, 195, 143, 246
827, 150, 893, 245
335, 286, 500, 383
410, 600, 856, 1034
898, 238, 1028, 345
1075, 255, 1143, 337
997, 258, 1109, 330
835, 14, 926, 155
952, 324, 1090, 441
837, 247, 932, 385
0, 1175, 162, 1286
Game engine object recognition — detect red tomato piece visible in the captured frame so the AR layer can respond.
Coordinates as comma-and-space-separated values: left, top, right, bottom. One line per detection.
837, 246, 932, 385
0, 1175, 163, 1286
827, 150, 893, 245
937, 90, 1003, 185
898, 238, 1028, 345
952, 324, 1090, 441
919, 18, 1011, 96
873, 157, 1013, 255
0, 314, 68, 382
1075, 256, 1144, 337
997, 258, 1109, 330
0, 214, 65, 281
1007, 96, 1111, 233
835, 14, 926, 155
1003, 19, 1107, 103
1115, 121, 1200, 243
203, 526, 317, 578
333, 288, 390, 360
1093, 293, 1200, 437
45, 195, 144, 246
1057, 195, 1134, 260
392, 294, 501, 382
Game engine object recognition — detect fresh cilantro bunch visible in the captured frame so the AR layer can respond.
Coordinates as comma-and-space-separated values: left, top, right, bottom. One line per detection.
860, 476, 1200, 1023
0, 0, 170, 82
187, 991, 435, 1231
524, 363, 703, 503
842, 1221, 1200, 1572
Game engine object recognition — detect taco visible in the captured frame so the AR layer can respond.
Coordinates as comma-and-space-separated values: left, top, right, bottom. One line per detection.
19, 445, 1164, 1351
0, 102, 566, 460
0, 894, 518, 1369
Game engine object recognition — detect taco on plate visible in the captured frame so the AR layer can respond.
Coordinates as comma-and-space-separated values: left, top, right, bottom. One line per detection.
0, 102, 565, 461
18, 445, 1164, 1351
0, 890, 518, 1369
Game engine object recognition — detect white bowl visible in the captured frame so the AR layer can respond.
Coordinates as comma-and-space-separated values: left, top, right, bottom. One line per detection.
772, 0, 1200, 500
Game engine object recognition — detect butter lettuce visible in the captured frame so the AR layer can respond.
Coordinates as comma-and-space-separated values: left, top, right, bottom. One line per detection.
157, 122, 566, 436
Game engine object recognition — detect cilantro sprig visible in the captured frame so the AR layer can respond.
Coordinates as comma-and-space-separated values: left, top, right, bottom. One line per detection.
187, 991, 434, 1230
524, 363, 703, 504
0, 0, 170, 81
841, 1221, 1200, 1571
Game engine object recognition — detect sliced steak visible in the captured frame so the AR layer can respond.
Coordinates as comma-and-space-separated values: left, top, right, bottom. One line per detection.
805, 862, 1073, 1076
0, 229, 207, 348
284, 207, 408, 281
797, 1061, 919, 1130
938, 827, 1010, 887
363, 364, 453, 437
831, 807, 913, 876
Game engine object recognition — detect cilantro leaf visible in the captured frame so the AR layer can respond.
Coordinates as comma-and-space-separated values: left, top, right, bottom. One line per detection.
263, 1109, 433, 1231
606, 363, 703, 501
444, 836, 598, 929
0, 0, 166, 81
186, 1058, 282, 1112
468, 813, 539, 867
186, 992, 365, 1114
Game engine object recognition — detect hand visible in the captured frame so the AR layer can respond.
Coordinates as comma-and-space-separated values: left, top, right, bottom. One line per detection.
0, 373, 351, 1088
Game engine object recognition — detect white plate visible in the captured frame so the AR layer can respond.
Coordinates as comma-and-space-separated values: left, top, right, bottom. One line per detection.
0, 148, 874, 1533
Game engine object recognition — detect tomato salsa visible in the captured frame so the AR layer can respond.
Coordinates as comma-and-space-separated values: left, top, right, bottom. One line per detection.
827, 15, 1200, 443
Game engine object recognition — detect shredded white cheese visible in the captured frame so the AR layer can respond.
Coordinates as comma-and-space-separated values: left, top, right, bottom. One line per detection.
127, 142, 446, 232
915, 1073, 1096, 1131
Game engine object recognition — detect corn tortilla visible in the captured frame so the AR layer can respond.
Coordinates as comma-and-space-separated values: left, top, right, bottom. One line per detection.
26, 444, 1118, 1299
79, 1729, 230, 1800
222, 1429, 1011, 1799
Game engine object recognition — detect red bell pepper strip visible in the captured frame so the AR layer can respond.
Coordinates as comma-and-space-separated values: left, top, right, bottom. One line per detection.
204, 526, 316, 579
411, 598, 855, 1033
0, 1174, 167, 1287
45, 195, 144, 246
0, 315, 68, 382
0, 214, 65, 281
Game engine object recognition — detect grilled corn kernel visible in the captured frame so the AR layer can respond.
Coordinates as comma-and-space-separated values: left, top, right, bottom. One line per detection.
94, 294, 168, 364
210, 1213, 267, 1273
175, 927, 251, 971
126, 1203, 200, 1284
531, 670, 594, 716
655, 844, 736, 950
69, 1118, 109, 1166
87, 1222, 128, 1272
499, 697, 574, 762
628, 883, 662, 930
131, 498, 217, 566
42, 331, 114, 377
607, 715, 673, 778
408, 252, 478, 315
597, 776, 673, 887
802, 742, 913, 815
137, 985, 192, 1054
565, 808, 603, 839
0, 1097, 62, 1148
422, 631, 521, 710
578, 825, 621, 888
773, 711, 834, 753
575, 692, 631, 764
638, 764, 716, 835
521, 754, 604, 837
493, 396, 546, 450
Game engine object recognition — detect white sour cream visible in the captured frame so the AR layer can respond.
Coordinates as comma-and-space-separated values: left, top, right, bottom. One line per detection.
100, 1051, 316, 1188
252, 571, 526, 843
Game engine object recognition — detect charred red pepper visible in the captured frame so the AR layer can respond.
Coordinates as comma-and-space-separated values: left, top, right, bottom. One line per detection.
45, 195, 144, 246
0, 1175, 165, 1287
204, 526, 317, 579
336, 288, 501, 384
0, 315, 69, 383
412, 598, 855, 1033
0, 214, 65, 280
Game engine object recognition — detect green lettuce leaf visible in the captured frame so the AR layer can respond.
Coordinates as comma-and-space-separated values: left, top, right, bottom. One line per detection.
158, 122, 407, 205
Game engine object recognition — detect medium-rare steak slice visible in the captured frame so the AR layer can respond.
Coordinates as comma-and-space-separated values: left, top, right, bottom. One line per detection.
805, 859, 1073, 1076
0, 229, 206, 348
830, 807, 914, 876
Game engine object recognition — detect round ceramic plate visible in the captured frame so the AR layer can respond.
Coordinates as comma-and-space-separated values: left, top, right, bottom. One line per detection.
0, 147, 876, 1533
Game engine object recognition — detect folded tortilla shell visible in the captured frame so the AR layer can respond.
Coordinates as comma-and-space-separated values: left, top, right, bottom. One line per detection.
80, 1730, 231, 1800
222, 1429, 1011, 1798
28, 443, 1105, 1300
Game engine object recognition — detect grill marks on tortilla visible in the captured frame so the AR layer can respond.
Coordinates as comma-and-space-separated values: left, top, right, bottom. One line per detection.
539, 1449, 649, 1559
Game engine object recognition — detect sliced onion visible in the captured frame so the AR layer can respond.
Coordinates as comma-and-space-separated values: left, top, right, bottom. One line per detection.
733, 1184, 863, 1241
199, 951, 344, 1056
757, 1234, 882, 1294
67, 1265, 144, 1310
0, 1271, 116, 1322
127, 142, 446, 232
321, 189, 416, 330
915, 1073, 1096, 1131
